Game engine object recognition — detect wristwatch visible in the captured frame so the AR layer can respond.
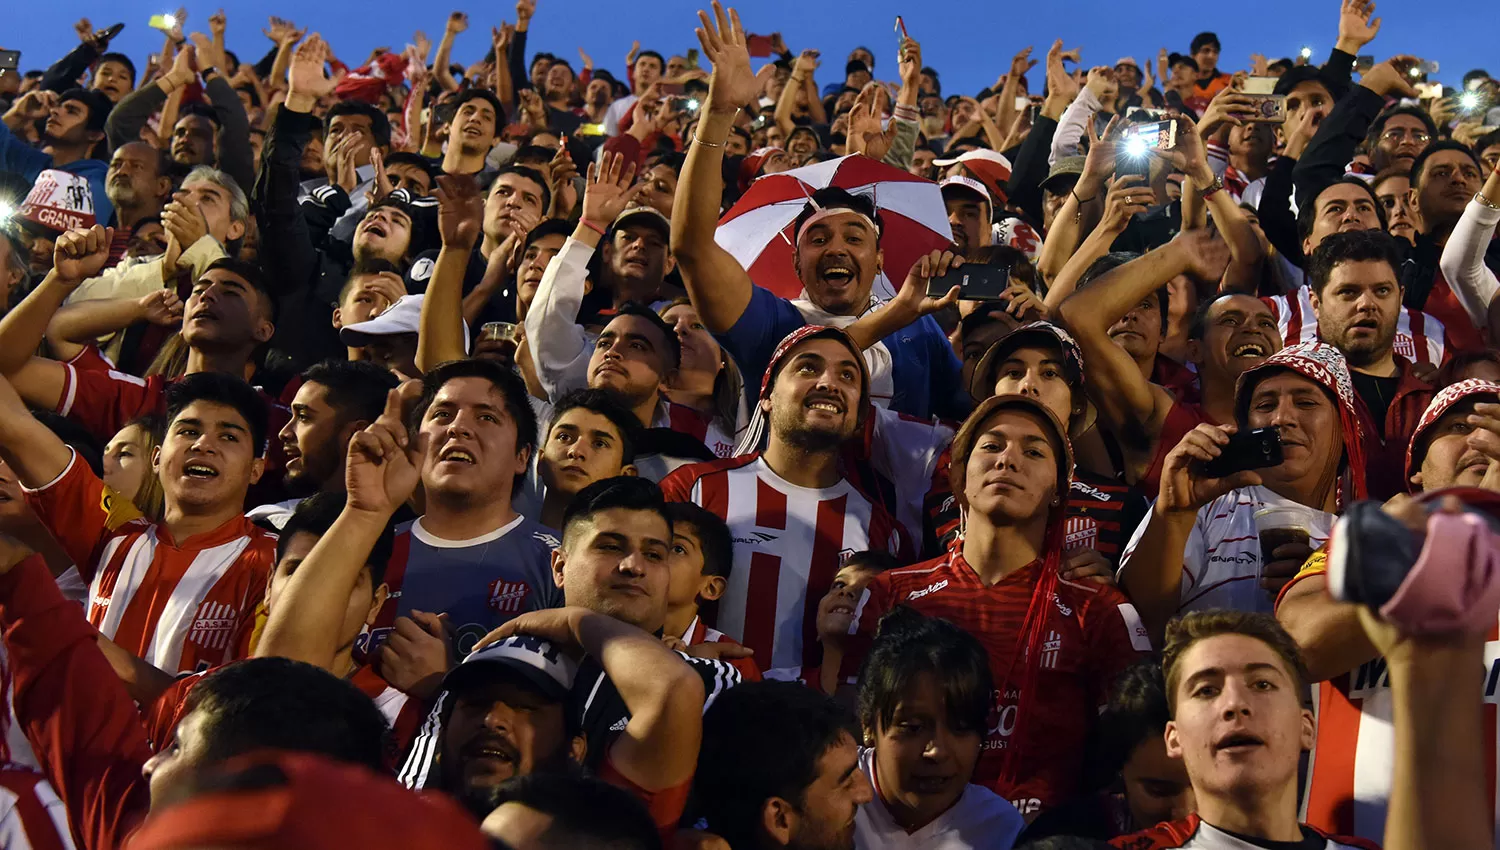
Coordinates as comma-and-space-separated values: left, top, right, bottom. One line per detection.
1199, 175, 1225, 200
1475, 191, 1500, 212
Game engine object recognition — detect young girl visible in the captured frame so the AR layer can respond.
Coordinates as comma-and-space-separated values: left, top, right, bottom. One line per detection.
855, 607, 1025, 849
104, 415, 165, 522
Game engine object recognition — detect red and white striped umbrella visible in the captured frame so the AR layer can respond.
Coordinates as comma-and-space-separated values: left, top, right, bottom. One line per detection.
714, 154, 955, 301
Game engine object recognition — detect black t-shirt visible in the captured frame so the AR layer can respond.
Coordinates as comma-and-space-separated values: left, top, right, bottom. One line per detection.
1351, 369, 1400, 429
572, 652, 742, 773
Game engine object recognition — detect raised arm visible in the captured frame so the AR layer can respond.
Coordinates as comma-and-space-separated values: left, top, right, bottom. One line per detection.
1438, 166, 1500, 333
0, 370, 76, 492
1119, 423, 1263, 643
419, 175, 483, 373
1044, 175, 1151, 310
192, 32, 256, 195
1156, 114, 1261, 293
0, 227, 113, 411
1036, 113, 1117, 286
259, 384, 423, 669
774, 50, 818, 139
1056, 227, 1215, 438
845, 250, 960, 351
47, 290, 183, 355
431, 12, 467, 93
106, 46, 194, 150
670, 2, 761, 334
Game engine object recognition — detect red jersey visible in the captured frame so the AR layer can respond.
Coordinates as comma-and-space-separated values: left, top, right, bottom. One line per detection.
1111, 814, 1379, 849
0, 767, 79, 850
25, 450, 275, 673
660, 453, 911, 678
847, 550, 1151, 817
55, 361, 292, 501
1139, 399, 1209, 501
0, 556, 154, 850
681, 615, 762, 682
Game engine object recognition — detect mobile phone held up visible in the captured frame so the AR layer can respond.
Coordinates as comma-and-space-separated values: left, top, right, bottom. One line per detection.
1116, 120, 1175, 179
746, 35, 773, 58
927, 261, 1013, 301
1240, 76, 1286, 123
1201, 427, 1284, 479
0, 50, 19, 73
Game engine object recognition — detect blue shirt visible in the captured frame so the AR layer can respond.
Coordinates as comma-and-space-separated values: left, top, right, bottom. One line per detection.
0, 119, 113, 226
360, 514, 563, 660
716, 285, 968, 421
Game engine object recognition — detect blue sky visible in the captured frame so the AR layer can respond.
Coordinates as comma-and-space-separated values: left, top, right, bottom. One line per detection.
10, 0, 1484, 98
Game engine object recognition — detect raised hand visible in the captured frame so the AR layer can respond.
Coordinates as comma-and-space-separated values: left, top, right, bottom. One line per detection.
1080, 113, 1125, 188
1100, 175, 1154, 232
286, 34, 335, 109
263, 16, 304, 46
208, 9, 226, 39
1152, 114, 1212, 184
1045, 40, 1081, 105
547, 141, 580, 218
446, 11, 469, 35
346, 380, 426, 516
1359, 55, 1419, 99
694, 1, 759, 110
1337, 0, 1382, 54
898, 37, 921, 90
1011, 47, 1038, 79
187, 33, 224, 74
1084, 66, 1118, 103
412, 30, 433, 62
848, 85, 899, 161
1198, 83, 1258, 139
366, 147, 394, 205
51, 225, 114, 284
138, 289, 185, 326
5, 90, 57, 124
581, 152, 640, 226
432, 173, 485, 249
516, 0, 537, 23
891, 248, 962, 319
577, 46, 593, 70
74, 18, 94, 43
1157, 424, 1264, 515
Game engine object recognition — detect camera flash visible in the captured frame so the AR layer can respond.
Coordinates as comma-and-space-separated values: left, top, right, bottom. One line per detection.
163, 13, 177, 28
1299, 46, 1312, 59
1125, 136, 1149, 158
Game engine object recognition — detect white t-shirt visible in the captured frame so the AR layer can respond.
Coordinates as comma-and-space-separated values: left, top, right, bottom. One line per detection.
1121, 485, 1333, 616
854, 748, 1024, 850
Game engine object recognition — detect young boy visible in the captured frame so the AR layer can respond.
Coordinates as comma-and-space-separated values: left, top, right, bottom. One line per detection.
662, 501, 759, 682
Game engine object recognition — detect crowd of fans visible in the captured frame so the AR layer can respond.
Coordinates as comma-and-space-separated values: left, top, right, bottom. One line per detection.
0, 0, 1498, 847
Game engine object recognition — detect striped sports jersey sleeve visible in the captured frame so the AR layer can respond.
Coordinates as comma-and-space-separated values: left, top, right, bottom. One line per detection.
55, 363, 163, 439
23, 450, 144, 582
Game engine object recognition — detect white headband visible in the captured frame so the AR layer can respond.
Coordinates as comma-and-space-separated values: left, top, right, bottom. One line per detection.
794, 207, 881, 244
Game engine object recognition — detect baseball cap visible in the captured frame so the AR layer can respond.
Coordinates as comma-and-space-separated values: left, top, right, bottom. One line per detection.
611, 205, 670, 239
1115, 57, 1141, 70
442, 635, 579, 701
971, 321, 1085, 402
738, 146, 785, 193
338, 293, 470, 353
931, 149, 1012, 204
1040, 156, 1086, 194
939, 175, 991, 207
128, 751, 493, 850
18, 169, 97, 234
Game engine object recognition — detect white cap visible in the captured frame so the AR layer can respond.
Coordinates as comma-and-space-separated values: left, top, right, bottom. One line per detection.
939, 175, 991, 206
443, 636, 578, 700
339, 293, 470, 353
20, 169, 96, 233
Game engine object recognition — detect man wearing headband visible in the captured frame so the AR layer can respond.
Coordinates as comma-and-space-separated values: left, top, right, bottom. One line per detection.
1276, 379, 1500, 847
672, 7, 964, 421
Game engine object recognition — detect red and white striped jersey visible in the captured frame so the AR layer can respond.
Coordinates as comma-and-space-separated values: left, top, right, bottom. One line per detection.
1279, 551, 1500, 846
1262, 286, 1450, 367
659, 454, 911, 678
0, 768, 77, 850
24, 451, 275, 673
681, 615, 762, 682
1111, 814, 1378, 849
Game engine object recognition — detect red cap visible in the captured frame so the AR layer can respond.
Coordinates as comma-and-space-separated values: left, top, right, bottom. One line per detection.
128, 751, 490, 850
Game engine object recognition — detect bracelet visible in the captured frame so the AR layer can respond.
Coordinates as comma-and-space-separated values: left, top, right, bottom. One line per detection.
1071, 189, 1097, 205
580, 219, 607, 236
1200, 176, 1225, 200
692, 135, 724, 149
1476, 192, 1500, 212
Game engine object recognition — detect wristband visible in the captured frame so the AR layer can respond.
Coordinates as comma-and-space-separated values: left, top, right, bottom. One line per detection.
1200, 176, 1225, 200
1476, 192, 1500, 212
580, 218, 607, 236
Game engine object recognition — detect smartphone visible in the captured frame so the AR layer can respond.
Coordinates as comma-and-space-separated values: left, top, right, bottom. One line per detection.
746, 35, 774, 58
1014, 95, 1029, 111
1354, 55, 1375, 73
1240, 77, 1286, 123
1202, 427, 1284, 478
685, 48, 699, 68
1415, 82, 1444, 100
657, 82, 686, 97
0, 50, 18, 73
669, 96, 700, 113
148, 13, 176, 31
927, 261, 1014, 301
1417, 59, 1440, 75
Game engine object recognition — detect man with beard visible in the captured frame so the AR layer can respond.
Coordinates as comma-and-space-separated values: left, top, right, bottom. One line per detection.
674, 4, 962, 420
693, 681, 874, 850
1109, 611, 1375, 850
845, 395, 1149, 818
392, 477, 728, 838
660, 326, 910, 681
942, 177, 993, 261
1120, 342, 1368, 643
1307, 230, 1434, 498
0, 87, 113, 223
1058, 229, 1263, 498
101, 142, 173, 265
1277, 378, 1500, 846
106, 39, 254, 194
246, 360, 399, 528
360, 360, 559, 698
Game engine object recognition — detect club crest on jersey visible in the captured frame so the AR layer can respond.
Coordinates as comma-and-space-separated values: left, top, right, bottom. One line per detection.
1040, 630, 1063, 669
1064, 516, 1098, 549
1393, 333, 1416, 360
487, 579, 532, 615
837, 548, 857, 566
187, 601, 238, 652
